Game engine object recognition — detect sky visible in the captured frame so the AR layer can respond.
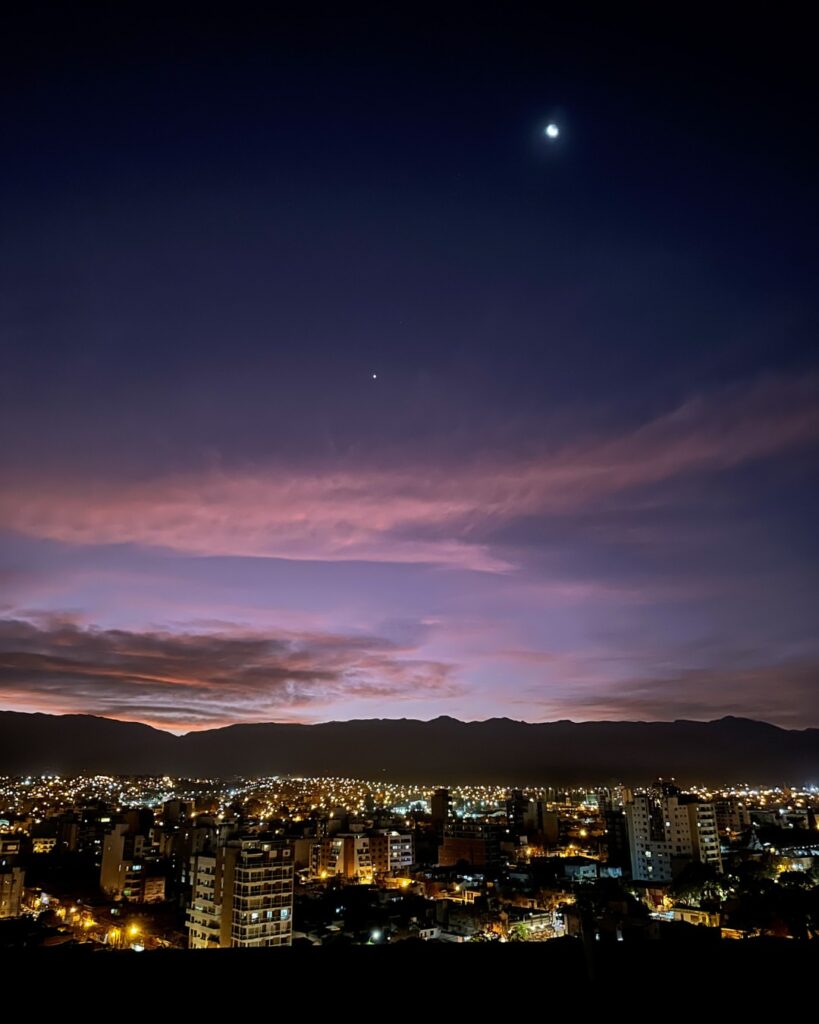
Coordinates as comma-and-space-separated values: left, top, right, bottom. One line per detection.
1, 9, 818, 732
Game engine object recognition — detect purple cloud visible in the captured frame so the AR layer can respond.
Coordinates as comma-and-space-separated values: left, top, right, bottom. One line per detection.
0, 616, 461, 731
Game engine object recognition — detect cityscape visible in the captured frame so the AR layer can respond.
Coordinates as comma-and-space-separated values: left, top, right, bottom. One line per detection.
3, 772, 818, 953
2, 4, 817, 995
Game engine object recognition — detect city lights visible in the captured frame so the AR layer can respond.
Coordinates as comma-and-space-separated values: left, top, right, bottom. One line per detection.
1, 772, 817, 953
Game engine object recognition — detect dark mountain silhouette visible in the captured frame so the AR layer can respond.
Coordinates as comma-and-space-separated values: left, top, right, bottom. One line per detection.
0, 711, 816, 784
0, 712, 178, 776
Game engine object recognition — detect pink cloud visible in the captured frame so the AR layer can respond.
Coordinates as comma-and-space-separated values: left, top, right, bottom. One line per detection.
0, 616, 462, 732
2, 373, 816, 570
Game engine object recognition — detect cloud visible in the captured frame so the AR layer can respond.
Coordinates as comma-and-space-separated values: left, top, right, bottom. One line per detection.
0, 616, 460, 731
548, 661, 819, 728
1, 373, 817, 571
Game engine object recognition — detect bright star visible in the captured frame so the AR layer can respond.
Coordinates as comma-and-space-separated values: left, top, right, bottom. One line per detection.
544, 123, 559, 139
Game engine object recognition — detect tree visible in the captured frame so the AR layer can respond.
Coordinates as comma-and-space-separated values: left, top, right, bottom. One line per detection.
669, 862, 724, 905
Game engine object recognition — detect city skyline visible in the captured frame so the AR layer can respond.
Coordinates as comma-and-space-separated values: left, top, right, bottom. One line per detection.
2, 10, 818, 732
2, 769, 817, 953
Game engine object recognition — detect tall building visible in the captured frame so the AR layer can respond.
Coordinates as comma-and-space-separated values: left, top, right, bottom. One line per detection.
0, 867, 24, 919
162, 799, 192, 825
311, 829, 414, 881
0, 835, 24, 919
439, 822, 502, 871
604, 809, 630, 872
715, 798, 751, 834
625, 792, 723, 882
431, 789, 450, 834
188, 836, 294, 949
187, 853, 220, 947
686, 802, 722, 872
626, 794, 686, 882
229, 840, 294, 947
369, 830, 414, 875
506, 789, 527, 838
100, 823, 131, 895
522, 801, 559, 846
100, 820, 166, 901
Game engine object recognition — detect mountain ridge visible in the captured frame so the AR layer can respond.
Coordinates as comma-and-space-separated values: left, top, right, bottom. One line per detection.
0, 710, 816, 784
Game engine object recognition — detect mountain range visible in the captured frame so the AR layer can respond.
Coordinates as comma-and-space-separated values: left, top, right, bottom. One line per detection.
0, 711, 817, 784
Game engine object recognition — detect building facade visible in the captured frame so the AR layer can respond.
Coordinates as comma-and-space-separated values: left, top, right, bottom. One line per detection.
625, 793, 723, 882
715, 798, 752, 834
100, 823, 132, 895
686, 802, 722, 872
439, 822, 502, 871
187, 853, 220, 947
188, 836, 294, 949
0, 867, 24, 919
311, 830, 414, 881
431, 789, 450, 835
0, 835, 24, 919
523, 801, 560, 846
99, 822, 164, 901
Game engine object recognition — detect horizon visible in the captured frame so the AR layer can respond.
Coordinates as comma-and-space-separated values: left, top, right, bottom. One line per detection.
1, 707, 809, 739
1, 10, 818, 732
3, 707, 816, 788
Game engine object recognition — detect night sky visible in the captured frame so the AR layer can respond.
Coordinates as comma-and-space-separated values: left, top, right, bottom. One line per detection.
1, 8, 818, 731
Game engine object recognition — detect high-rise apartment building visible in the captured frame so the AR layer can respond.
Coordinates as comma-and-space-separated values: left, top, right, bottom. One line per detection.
603, 809, 630, 872
0, 867, 24, 919
506, 789, 527, 838
187, 853, 220, 947
686, 802, 722, 872
625, 793, 723, 882
311, 829, 414, 881
715, 798, 752, 834
370, 830, 414, 874
100, 822, 162, 901
100, 823, 131, 895
439, 822, 502, 871
0, 835, 24, 919
188, 836, 294, 949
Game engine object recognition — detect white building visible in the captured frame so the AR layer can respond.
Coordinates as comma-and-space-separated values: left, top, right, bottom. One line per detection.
626, 793, 722, 882
100, 823, 131, 895
188, 836, 294, 949
382, 830, 414, 873
187, 853, 220, 947
686, 802, 722, 873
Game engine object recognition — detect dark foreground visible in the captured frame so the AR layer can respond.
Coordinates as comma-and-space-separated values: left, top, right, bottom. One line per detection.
6, 938, 817, 1000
